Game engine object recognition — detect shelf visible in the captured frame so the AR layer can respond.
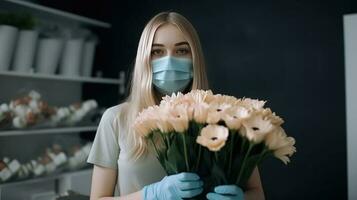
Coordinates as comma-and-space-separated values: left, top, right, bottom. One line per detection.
0, 0, 111, 28
0, 126, 97, 136
0, 168, 92, 188
0, 71, 120, 85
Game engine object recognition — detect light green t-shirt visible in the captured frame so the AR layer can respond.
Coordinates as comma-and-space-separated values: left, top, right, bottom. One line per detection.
87, 103, 166, 195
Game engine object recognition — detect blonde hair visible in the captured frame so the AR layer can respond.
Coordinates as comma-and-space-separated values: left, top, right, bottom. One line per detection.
117, 11, 209, 159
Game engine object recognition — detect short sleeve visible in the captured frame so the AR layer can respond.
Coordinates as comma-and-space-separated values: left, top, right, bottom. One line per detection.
87, 106, 120, 169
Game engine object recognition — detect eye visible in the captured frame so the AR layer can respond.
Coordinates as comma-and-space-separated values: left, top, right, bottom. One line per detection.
176, 48, 190, 55
151, 49, 164, 56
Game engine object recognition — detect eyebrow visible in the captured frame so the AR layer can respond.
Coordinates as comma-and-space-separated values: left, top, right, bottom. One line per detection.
152, 43, 164, 47
175, 42, 189, 46
152, 41, 189, 47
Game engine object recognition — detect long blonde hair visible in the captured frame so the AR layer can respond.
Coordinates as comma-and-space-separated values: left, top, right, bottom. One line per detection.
117, 11, 209, 159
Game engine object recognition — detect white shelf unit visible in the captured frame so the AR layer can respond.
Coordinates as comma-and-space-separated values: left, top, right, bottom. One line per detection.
0, 70, 126, 94
0, 70, 122, 85
0, 1, 117, 199
0, 168, 92, 189
0, 0, 111, 28
0, 126, 98, 136
344, 13, 357, 200
0, 168, 93, 199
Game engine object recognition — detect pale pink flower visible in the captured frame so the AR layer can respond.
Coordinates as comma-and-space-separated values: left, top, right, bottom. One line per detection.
196, 124, 229, 151
222, 106, 250, 130
206, 103, 232, 124
241, 112, 275, 143
134, 105, 174, 135
273, 137, 296, 165
153, 104, 174, 133
206, 94, 238, 106
133, 118, 158, 137
187, 90, 214, 104
238, 98, 266, 111
192, 102, 209, 124
167, 105, 190, 133
160, 92, 185, 106
261, 108, 284, 126
265, 127, 296, 165
264, 127, 288, 149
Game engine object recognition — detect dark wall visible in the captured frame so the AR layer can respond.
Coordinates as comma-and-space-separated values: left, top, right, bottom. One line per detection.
44, 0, 356, 199
110, 1, 355, 199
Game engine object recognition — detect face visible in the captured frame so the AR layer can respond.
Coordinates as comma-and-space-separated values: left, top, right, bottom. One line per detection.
151, 23, 192, 61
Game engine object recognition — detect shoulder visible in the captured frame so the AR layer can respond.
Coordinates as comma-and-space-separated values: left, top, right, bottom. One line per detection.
101, 102, 128, 121
99, 102, 130, 133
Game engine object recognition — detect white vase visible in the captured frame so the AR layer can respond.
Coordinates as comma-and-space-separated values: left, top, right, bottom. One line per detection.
12, 30, 39, 73
0, 25, 18, 71
35, 38, 63, 75
59, 38, 84, 77
81, 40, 97, 77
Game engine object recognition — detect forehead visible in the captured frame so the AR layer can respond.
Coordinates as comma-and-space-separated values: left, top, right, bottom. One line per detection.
153, 23, 188, 46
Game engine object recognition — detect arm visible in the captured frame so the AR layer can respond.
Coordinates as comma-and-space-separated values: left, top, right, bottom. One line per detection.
244, 167, 265, 200
90, 165, 142, 200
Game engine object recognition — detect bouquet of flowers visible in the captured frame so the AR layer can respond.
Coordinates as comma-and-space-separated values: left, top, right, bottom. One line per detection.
134, 90, 296, 198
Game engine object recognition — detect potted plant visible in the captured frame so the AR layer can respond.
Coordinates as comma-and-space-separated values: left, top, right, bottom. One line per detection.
35, 26, 64, 75
12, 13, 38, 73
0, 13, 19, 71
81, 33, 98, 77
59, 28, 86, 77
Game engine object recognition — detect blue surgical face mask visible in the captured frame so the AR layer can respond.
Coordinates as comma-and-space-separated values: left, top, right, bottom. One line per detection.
151, 56, 193, 95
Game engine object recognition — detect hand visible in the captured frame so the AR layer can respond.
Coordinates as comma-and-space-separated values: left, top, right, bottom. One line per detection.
142, 172, 203, 200
206, 185, 244, 200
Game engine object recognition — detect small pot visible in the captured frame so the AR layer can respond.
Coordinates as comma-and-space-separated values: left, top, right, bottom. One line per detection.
0, 25, 19, 71
35, 38, 63, 75
12, 30, 39, 73
59, 38, 84, 77
81, 40, 97, 77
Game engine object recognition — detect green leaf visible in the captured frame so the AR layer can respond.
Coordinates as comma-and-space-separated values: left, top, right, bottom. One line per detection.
0, 12, 36, 29
186, 135, 198, 171
211, 161, 228, 185
157, 149, 167, 164
167, 135, 186, 172
236, 154, 260, 188
229, 141, 268, 187
164, 159, 177, 175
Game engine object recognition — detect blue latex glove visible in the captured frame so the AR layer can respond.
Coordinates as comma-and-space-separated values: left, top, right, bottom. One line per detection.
206, 185, 244, 200
142, 172, 203, 200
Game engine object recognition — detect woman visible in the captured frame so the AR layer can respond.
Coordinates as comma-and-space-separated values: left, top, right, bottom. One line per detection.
87, 12, 265, 200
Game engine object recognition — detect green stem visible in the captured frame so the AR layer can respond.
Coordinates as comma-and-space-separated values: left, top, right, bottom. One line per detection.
150, 137, 160, 156
257, 148, 270, 165
158, 132, 167, 149
165, 133, 170, 148
182, 133, 190, 171
195, 145, 202, 171
236, 142, 254, 185
194, 123, 204, 171
228, 132, 236, 176
240, 137, 246, 155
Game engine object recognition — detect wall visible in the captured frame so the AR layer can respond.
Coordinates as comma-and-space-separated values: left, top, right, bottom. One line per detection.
344, 13, 357, 200
110, 0, 357, 199
20, 0, 357, 199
